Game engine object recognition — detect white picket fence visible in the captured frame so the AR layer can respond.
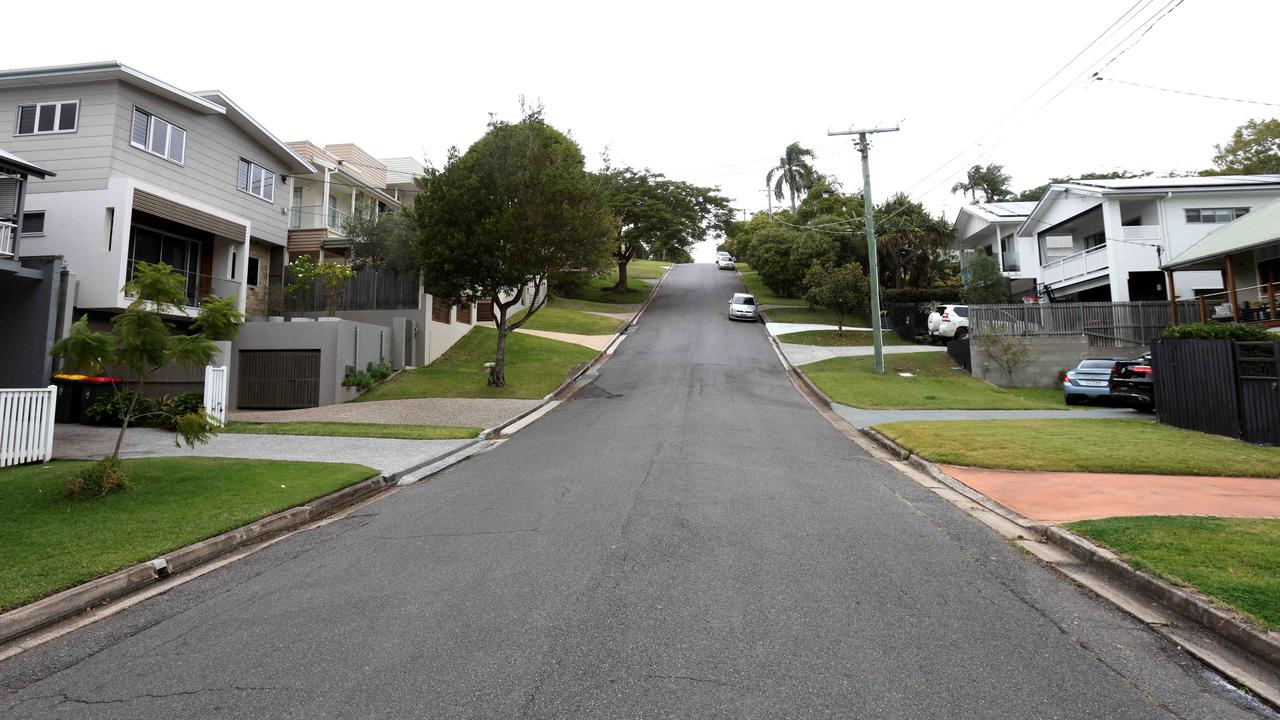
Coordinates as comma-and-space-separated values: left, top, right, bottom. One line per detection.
203, 365, 228, 426
1, 386, 57, 468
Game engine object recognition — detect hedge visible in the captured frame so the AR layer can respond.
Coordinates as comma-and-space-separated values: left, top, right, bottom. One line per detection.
1161, 323, 1275, 341
881, 287, 962, 304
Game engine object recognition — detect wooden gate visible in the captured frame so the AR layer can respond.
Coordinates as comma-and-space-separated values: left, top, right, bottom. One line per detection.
1154, 339, 1280, 445
237, 350, 321, 409
1238, 341, 1280, 446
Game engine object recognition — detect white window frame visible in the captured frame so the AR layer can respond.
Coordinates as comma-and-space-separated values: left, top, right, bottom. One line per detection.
14, 100, 79, 135
130, 107, 186, 165
246, 255, 261, 288
236, 159, 275, 202
20, 211, 46, 236
1185, 207, 1249, 224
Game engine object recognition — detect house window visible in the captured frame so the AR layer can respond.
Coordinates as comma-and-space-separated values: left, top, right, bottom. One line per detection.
20, 211, 45, 235
237, 159, 275, 202
246, 256, 260, 288
130, 108, 186, 164
1185, 207, 1249, 224
15, 101, 78, 135
128, 225, 202, 304
1084, 232, 1106, 249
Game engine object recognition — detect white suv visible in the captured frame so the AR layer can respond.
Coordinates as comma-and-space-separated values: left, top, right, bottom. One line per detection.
927, 304, 969, 342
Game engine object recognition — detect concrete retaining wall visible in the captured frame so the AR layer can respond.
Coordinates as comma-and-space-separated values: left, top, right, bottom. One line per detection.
229, 318, 391, 409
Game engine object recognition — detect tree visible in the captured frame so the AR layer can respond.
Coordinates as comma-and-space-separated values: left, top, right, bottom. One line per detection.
962, 255, 1008, 304
803, 262, 870, 335
767, 142, 820, 213
50, 263, 240, 494
873, 195, 955, 289
746, 226, 805, 297
409, 108, 614, 387
1209, 118, 1280, 175
343, 200, 418, 271
599, 167, 732, 291
287, 254, 356, 316
951, 164, 1013, 203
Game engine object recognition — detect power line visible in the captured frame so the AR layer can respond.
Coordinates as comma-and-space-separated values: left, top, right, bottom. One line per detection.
1095, 76, 1280, 108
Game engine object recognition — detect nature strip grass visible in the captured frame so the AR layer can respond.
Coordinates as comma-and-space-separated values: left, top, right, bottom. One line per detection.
1066, 516, 1280, 630
802, 351, 1067, 410
875, 418, 1280, 477
223, 421, 482, 441
761, 306, 871, 327
0, 458, 377, 611
356, 326, 598, 401
775, 330, 914, 347
509, 306, 624, 336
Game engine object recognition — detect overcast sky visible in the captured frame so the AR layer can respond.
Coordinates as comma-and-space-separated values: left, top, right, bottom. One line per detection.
7, 0, 1278, 262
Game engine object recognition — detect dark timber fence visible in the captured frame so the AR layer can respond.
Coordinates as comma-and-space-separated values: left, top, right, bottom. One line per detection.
284, 267, 420, 313
1154, 339, 1280, 446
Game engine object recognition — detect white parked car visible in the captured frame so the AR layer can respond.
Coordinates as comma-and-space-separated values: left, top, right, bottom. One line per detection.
717, 257, 736, 270
927, 304, 969, 342
727, 292, 758, 321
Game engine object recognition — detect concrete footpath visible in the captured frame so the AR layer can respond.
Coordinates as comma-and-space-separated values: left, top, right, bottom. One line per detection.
833, 403, 1139, 429
779, 342, 947, 366
228, 397, 538, 429
52, 425, 472, 477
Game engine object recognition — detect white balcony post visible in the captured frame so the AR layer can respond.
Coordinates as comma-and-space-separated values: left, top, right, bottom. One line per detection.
321, 169, 332, 237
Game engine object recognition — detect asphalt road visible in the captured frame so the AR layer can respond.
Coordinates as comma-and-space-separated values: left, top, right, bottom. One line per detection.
0, 264, 1268, 719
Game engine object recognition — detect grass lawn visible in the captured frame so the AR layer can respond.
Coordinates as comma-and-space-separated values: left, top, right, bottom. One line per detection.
356, 326, 597, 401
737, 265, 806, 306
223, 421, 481, 440
761, 306, 871, 327
546, 297, 637, 314
804, 351, 1067, 410
511, 306, 623, 336
776, 330, 914, 347
0, 457, 376, 611
564, 259, 668, 305
875, 418, 1280, 477
1066, 516, 1280, 630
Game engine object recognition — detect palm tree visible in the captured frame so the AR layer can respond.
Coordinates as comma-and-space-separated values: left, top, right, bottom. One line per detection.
951, 164, 1014, 203
766, 142, 819, 213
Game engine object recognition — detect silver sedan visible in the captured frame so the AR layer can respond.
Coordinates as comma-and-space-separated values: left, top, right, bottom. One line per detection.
727, 293, 758, 321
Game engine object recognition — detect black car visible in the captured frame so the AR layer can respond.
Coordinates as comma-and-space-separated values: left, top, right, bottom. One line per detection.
1109, 353, 1154, 410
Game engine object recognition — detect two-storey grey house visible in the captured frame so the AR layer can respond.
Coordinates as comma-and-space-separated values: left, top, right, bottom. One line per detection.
0, 61, 314, 323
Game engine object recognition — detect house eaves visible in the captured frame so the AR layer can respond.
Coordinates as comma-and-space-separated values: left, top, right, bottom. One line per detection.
0, 148, 55, 179
194, 91, 314, 175
0, 61, 224, 115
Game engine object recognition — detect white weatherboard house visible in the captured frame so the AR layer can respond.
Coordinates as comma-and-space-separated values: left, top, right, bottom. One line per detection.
0, 61, 315, 323
1016, 175, 1280, 302
952, 201, 1039, 298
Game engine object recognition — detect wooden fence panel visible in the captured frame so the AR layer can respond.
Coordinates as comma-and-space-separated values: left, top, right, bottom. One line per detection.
1237, 341, 1280, 446
1154, 340, 1240, 439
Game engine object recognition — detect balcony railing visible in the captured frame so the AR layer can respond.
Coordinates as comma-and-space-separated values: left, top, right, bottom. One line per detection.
126, 260, 239, 308
0, 221, 14, 258
289, 205, 348, 234
1042, 243, 1109, 286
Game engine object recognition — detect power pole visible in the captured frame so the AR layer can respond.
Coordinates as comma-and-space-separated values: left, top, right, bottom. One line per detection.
827, 125, 898, 374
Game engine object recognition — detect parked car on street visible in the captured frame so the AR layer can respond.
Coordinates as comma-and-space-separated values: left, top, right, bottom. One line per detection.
1109, 353, 1154, 411
927, 304, 969, 342
1061, 358, 1120, 405
727, 293, 758, 321
717, 255, 736, 270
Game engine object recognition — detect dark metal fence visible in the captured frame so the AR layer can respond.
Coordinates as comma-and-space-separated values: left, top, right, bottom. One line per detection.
890, 302, 928, 342
971, 301, 1198, 347
283, 267, 420, 313
946, 337, 971, 371
1154, 339, 1280, 446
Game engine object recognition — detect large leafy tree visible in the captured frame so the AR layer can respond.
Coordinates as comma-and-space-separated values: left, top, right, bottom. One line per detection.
962, 255, 1009, 304
951, 164, 1014, 203
804, 261, 870, 334
1208, 118, 1280, 175
343, 199, 418, 271
600, 167, 732, 291
51, 263, 240, 492
409, 109, 614, 387
874, 195, 955, 289
767, 142, 821, 213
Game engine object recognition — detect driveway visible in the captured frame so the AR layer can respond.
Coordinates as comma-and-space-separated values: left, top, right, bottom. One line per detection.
778, 341, 947, 366
2, 264, 1259, 719
51, 424, 473, 477
229, 397, 538, 429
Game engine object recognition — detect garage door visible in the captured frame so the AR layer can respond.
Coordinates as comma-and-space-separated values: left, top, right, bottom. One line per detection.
237, 350, 321, 409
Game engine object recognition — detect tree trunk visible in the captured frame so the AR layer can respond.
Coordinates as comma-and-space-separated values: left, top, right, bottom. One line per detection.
611, 257, 631, 292
490, 306, 509, 387
110, 385, 142, 461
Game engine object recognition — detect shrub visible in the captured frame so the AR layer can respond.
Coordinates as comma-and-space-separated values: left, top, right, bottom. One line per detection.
155, 392, 206, 431
367, 360, 393, 383
962, 256, 1009, 305
85, 390, 154, 427
343, 368, 375, 392
1161, 322, 1274, 341
66, 456, 130, 497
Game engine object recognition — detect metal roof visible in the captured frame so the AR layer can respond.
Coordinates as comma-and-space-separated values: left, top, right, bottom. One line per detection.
0, 148, 54, 179
0, 61, 224, 114
1164, 196, 1280, 270
977, 201, 1037, 218
1068, 174, 1280, 190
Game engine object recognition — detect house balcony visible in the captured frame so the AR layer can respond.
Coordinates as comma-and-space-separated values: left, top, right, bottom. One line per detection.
1041, 243, 1109, 286
126, 260, 239, 310
1121, 225, 1162, 242
289, 204, 348, 236
0, 221, 14, 258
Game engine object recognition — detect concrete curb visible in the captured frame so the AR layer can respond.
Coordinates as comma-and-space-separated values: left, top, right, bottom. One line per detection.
765, 332, 838, 410
857, 426, 1280, 681
0, 472, 395, 646
487, 264, 674, 437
